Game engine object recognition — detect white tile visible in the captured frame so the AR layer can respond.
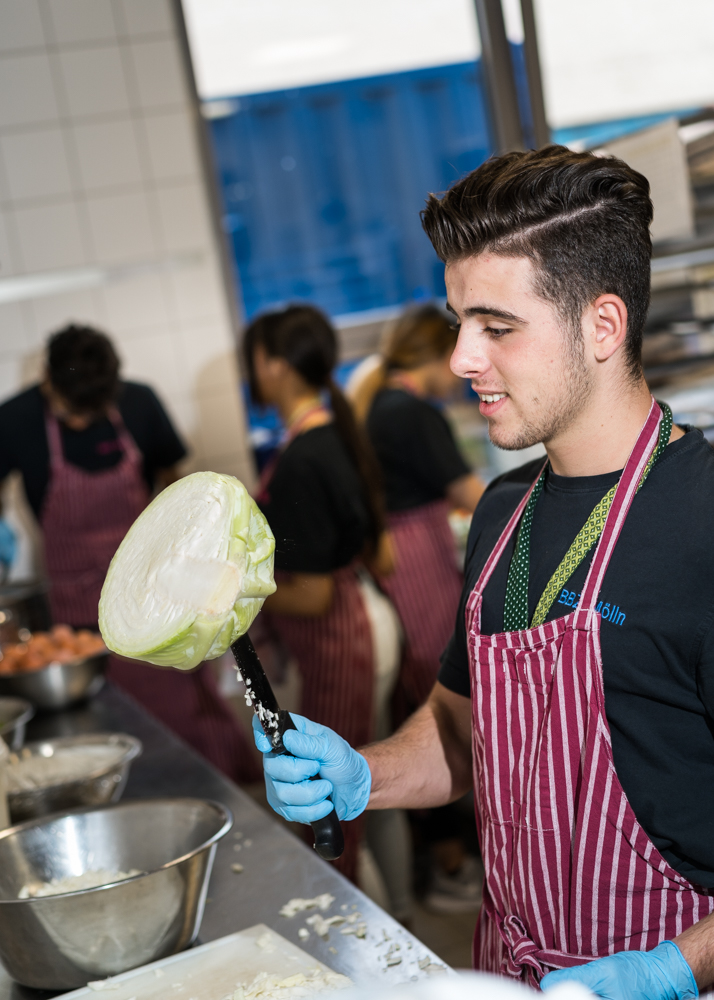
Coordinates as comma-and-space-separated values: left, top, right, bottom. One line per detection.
59, 46, 129, 118
0, 302, 28, 358
72, 119, 143, 190
85, 190, 157, 264
102, 272, 170, 333
179, 323, 237, 391
143, 111, 199, 181
128, 38, 187, 109
0, 129, 73, 201
156, 182, 212, 253
0, 210, 19, 278
0, 54, 58, 128
48, 0, 116, 45
0, 1, 45, 53
29, 289, 105, 346
120, 0, 174, 37
167, 260, 227, 323
118, 327, 181, 397
14, 200, 87, 271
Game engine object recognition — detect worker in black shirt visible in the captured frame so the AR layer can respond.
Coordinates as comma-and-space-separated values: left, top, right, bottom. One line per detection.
252, 147, 714, 999
352, 306, 486, 913
244, 304, 399, 889
0, 325, 259, 786
353, 305, 484, 718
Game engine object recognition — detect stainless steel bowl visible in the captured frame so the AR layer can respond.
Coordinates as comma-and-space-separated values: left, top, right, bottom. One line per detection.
7, 733, 142, 822
0, 697, 34, 751
0, 797, 233, 990
0, 651, 107, 710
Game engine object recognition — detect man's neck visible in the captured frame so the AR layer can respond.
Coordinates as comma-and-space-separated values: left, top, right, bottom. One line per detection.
544, 378, 679, 477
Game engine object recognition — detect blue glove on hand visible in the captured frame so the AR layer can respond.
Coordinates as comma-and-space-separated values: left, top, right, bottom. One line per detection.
252, 713, 371, 825
541, 941, 698, 1000
0, 519, 16, 569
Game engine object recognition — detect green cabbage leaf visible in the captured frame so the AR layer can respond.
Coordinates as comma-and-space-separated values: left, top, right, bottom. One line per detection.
99, 472, 275, 669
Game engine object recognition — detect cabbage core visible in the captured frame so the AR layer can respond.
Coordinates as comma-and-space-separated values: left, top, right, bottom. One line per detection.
99, 472, 275, 669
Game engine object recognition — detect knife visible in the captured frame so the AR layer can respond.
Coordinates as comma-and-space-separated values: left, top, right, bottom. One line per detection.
231, 633, 344, 861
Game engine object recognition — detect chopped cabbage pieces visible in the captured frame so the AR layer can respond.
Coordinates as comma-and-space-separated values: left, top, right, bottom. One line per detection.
99, 472, 275, 669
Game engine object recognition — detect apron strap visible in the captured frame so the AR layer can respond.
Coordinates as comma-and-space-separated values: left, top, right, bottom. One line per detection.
575, 397, 662, 627
471, 460, 548, 598
44, 410, 66, 471
106, 406, 142, 465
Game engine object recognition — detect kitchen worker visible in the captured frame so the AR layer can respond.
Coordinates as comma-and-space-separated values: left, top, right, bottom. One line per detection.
252, 146, 714, 1000
351, 305, 486, 913
244, 304, 405, 891
353, 304, 485, 718
0, 324, 259, 784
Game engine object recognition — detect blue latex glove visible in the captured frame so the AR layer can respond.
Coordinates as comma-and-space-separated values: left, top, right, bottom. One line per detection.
541, 941, 698, 1000
0, 519, 16, 569
252, 713, 371, 825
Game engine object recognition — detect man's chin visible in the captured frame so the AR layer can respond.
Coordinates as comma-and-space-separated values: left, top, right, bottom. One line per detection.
488, 423, 543, 452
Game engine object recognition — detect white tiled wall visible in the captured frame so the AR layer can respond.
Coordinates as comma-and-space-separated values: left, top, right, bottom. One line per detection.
0, 0, 253, 577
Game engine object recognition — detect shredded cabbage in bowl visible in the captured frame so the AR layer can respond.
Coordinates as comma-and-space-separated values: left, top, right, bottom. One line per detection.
99, 472, 275, 669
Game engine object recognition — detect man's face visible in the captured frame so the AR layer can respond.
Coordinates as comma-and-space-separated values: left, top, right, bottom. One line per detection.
446, 253, 593, 451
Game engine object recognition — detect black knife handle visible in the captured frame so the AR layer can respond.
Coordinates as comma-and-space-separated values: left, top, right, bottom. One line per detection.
280, 712, 344, 861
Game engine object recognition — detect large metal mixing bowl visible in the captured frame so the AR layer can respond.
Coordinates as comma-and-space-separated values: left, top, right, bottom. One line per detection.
0, 651, 107, 710
0, 697, 34, 751
7, 733, 142, 822
0, 797, 233, 990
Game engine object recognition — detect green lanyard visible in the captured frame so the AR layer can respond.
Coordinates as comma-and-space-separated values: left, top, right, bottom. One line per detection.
503, 403, 673, 631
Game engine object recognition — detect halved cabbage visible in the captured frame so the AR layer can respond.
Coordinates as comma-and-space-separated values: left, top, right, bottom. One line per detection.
99, 472, 275, 669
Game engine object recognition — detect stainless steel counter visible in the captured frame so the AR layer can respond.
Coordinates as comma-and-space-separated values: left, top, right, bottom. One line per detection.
0, 685, 449, 998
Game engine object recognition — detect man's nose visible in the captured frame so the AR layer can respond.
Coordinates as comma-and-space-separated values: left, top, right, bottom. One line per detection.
450, 329, 490, 379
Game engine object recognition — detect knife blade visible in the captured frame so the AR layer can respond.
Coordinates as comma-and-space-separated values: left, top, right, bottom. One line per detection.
231, 633, 344, 861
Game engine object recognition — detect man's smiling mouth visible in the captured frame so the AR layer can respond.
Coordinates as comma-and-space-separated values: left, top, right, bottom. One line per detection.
478, 392, 508, 403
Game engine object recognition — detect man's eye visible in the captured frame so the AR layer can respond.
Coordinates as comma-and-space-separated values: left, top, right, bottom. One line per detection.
450, 323, 461, 333
486, 326, 512, 337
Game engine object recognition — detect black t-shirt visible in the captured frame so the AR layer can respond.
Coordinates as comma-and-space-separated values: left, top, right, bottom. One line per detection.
366, 388, 470, 512
259, 424, 370, 573
439, 428, 714, 888
0, 382, 187, 517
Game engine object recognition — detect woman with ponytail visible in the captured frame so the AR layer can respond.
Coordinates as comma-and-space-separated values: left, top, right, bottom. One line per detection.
243, 305, 401, 890
352, 305, 485, 719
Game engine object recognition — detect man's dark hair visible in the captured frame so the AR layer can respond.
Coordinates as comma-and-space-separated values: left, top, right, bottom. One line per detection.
421, 145, 653, 378
47, 324, 120, 412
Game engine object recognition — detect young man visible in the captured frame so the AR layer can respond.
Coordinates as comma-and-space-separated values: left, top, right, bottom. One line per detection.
253, 146, 714, 999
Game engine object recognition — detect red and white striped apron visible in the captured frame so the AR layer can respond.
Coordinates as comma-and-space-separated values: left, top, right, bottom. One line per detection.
41, 408, 260, 785
256, 417, 375, 883
41, 408, 148, 627
380, 499, 463, 718
467, 399, 714, 985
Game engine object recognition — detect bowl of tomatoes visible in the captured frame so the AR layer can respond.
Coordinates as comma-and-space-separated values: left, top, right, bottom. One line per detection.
0, 625, 108, 710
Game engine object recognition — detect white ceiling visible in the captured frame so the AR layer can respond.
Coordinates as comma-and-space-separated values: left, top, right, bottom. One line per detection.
182, 0, 714, 129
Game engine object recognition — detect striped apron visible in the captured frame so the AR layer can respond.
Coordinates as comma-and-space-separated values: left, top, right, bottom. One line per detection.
380, 499, 463, 718
256, 413, 375, 883
41, 408, 259, 785
264, 565, 374, 884
41, 407, 148, 628
466, 400, 714, 985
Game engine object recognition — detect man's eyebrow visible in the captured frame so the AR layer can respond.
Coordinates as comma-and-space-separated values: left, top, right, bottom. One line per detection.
446, 302, 527, 324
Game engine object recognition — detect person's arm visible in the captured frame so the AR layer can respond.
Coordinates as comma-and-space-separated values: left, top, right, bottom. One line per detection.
365, 530, 395, 577
364, 681, 473, 809
263, 572, 334, 617
446, 473, 486, 513
675, 915, 714, 990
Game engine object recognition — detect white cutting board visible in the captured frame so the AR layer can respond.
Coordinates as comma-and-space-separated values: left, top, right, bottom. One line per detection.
61, 924, 347, 1000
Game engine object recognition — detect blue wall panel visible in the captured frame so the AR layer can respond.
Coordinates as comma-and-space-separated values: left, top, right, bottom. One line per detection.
209, 61, 495, 320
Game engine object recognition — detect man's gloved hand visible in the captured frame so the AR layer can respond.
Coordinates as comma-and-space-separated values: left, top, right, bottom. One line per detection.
252, 713, 371, 825
541, 941, 698, 1000
0, 519, 16, 570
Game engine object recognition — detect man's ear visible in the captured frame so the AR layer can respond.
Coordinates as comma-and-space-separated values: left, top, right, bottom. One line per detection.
586, 294, 628, 363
